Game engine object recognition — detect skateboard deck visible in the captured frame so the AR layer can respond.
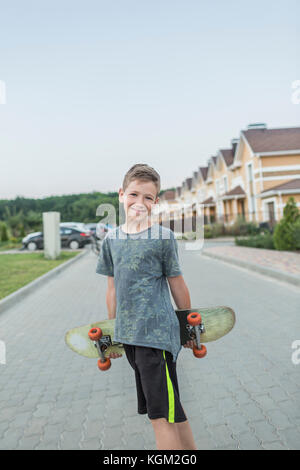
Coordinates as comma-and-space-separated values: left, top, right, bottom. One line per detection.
65, 306, 235, 370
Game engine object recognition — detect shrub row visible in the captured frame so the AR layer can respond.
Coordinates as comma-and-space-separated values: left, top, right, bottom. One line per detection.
235, 197, 300, 251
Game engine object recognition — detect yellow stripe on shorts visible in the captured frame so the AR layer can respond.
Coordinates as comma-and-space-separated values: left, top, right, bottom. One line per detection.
163, 350, 175, 423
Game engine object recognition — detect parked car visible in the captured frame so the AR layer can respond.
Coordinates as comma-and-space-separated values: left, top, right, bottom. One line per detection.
21, 232, 43, 251
60, 222, 92, 236
85, 223, 98, 237
22, 227, 92, 251
96, 223, 109, 240
85, 222, 109, 240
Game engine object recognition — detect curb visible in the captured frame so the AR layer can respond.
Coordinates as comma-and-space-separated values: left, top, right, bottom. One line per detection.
0, 249, 90, 315
202, 250, 300, 288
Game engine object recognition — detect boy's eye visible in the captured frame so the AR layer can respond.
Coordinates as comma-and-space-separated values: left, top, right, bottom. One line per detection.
130, 193, 152, 200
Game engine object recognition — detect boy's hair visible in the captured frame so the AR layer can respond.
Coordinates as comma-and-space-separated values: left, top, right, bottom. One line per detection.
122, 164, 161, 198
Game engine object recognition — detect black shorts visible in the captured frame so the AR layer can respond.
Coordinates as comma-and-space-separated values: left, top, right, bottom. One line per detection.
123, 344, 187, 423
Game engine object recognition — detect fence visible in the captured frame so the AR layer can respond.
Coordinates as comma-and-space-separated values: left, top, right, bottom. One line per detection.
161, 211, 277, 233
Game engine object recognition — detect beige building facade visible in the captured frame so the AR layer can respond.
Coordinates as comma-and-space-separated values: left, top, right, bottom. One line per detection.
157, 124, 300, 229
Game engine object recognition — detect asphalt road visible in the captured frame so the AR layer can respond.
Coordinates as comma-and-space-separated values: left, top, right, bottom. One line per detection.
0, 242, 299, 450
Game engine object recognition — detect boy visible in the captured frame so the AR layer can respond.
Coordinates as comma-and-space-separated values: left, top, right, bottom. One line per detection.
96, 164, 197, 450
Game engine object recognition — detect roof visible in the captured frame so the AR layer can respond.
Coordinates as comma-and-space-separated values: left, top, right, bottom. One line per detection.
261, 178, 300, 193
242, 127, 300, 153
176, 186, 182, 197
224, 185, 246, 196
160, 190, 176, 201
199, 167, 208, 180
219, 149, 235, 167
186, 178, 193, 190
221, 185, 246, 200
202, 196, 215, 205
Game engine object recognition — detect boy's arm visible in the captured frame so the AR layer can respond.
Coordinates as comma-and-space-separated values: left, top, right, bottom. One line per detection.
167, 275, 194, 349
106, 276, 116, 319
167, 275, 191, 310
105, 276, 122, 359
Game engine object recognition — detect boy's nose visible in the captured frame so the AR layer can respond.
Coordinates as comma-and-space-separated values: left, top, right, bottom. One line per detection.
136, 198, 145, 206
136, 205, 146, 212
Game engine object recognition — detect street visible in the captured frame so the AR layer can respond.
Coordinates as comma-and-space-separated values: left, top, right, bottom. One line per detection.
0, 242, 299, 450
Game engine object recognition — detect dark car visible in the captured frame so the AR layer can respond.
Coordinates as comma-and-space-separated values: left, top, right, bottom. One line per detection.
85, 222, 109, 240
22, 227, 91, 251
84, 223, 98, 238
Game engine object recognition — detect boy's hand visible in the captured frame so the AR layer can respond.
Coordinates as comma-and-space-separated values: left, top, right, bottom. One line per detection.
183, 340, 194, 349
108, 352, 123, 359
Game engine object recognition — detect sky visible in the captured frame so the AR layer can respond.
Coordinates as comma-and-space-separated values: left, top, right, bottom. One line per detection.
0, 0, 299, 200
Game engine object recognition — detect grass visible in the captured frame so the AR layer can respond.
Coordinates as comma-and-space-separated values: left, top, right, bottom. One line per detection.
0, 241, 23, 251
0, 251, 79, 300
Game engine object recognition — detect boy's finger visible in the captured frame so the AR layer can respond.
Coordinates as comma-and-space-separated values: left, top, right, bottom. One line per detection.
109, 353, 122, 359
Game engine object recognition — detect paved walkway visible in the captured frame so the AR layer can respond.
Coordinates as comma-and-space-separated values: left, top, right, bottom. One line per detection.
0, 249, 83, 254
0, 247, 300, 450
203, 244, 300, 279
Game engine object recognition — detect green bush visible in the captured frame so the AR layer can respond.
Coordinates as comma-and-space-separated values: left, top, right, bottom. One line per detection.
211, 223, 225, 237
273, 221, 295, 250
0, 222, 9, 242
291, 218, 300, 250
235, 232, 275, 249
204, 225, 213, 238
204, 217, 262, 238
227, 218, 260, 237
273, 197, 300, 251
19, 224, 26, 238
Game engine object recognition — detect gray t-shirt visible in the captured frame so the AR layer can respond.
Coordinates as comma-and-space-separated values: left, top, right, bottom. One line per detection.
95, 223, 182, 362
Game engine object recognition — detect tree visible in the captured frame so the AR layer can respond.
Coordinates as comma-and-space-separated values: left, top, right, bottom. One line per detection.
273, 197, 300, 251
0, 222, 9, 242
24, 210, 43, 231
0, 191, 120, 234
291, 218, 300, 251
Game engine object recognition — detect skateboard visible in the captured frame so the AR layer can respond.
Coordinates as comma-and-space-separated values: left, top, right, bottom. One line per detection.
65, 306, 235, 371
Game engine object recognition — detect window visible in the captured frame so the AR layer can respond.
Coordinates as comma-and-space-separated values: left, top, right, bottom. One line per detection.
267, 202, 275, 222
223, 176, 228, 193
248, 163, 253, 182
247, 163, 255, 215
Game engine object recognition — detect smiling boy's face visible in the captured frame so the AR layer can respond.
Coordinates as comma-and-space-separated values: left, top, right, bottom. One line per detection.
119, 179, 159, 222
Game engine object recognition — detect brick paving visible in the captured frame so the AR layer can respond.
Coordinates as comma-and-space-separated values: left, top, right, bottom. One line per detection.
0, 245, 300, 450
203, 244, 300, 278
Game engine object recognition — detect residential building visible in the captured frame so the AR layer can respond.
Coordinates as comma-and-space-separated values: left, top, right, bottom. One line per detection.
158, 124, 300, 229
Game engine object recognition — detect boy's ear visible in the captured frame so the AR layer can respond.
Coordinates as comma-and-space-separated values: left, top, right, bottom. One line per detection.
118, 187, 124, 203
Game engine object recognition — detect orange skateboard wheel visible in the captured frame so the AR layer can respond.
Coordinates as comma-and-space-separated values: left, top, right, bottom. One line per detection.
187, 312, 202, 326
88, 327, 102, 341
193, 344, 207, 358
97, 357, 111, 371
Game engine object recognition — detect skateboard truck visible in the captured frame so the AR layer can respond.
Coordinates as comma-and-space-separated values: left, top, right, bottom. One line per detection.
187, 312, 207, 358
88, 328, 112, 371
87, 313, 207, 370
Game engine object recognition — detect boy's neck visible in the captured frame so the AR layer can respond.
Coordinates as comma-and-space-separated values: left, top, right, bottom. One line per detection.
121, 218, 154, 234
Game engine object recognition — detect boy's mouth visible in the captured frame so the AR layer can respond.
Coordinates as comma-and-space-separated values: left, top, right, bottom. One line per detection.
130, 206, 148, 215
